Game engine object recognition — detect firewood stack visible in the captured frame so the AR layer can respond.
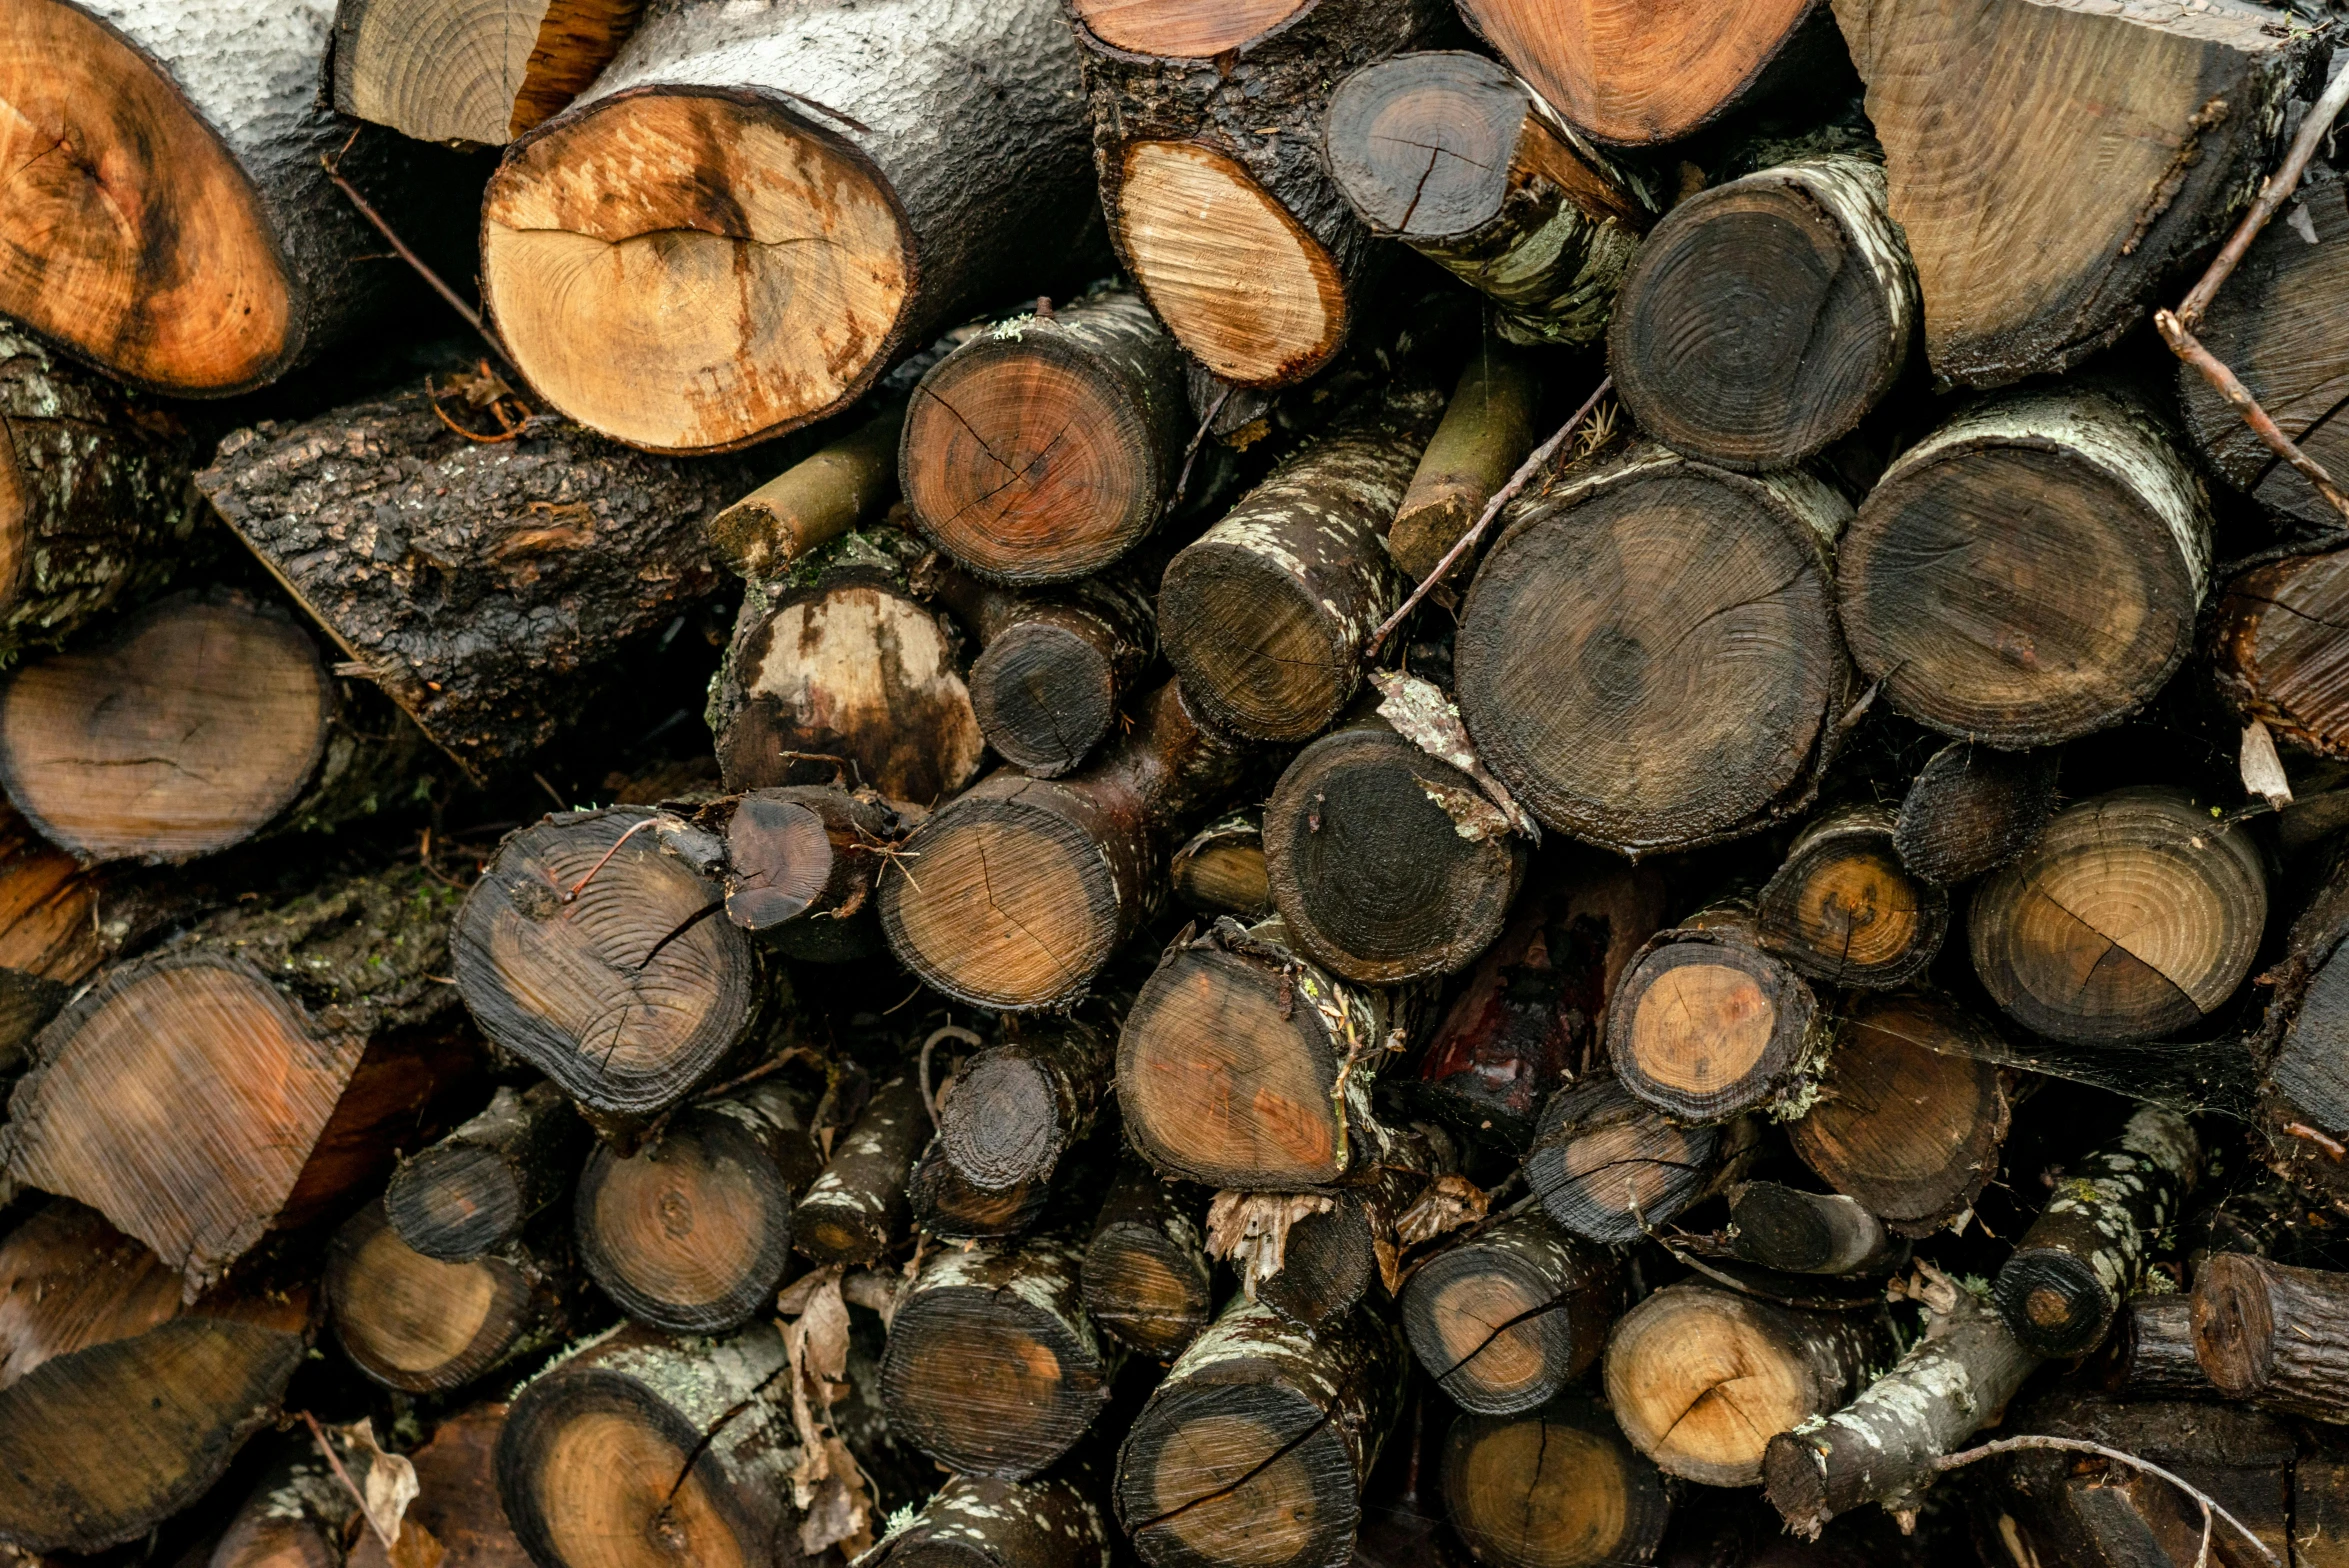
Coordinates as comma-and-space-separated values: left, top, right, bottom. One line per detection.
20, 0, 2349, 1565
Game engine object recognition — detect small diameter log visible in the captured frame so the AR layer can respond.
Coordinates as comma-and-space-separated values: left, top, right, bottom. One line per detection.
1525, 1076, 1749, 1246
1457, 443, 1851, 855
0, 806, 110, 1064
1324, 54, 1656, 352
1604, 1283, 1894, 1488
939, 1017, 1111, 1192
861, 1468, 1112, 1568
1786, 994, 2011, 1238
1115, 1297, 1404, 1568
388, 1080, 588, 1264
1084, 1158, 1213, 1360
1240, 1145, 1446, 1330
1607, 903, 1832, 1124
1439, 1398, 1671, 1568
495, 1322, 808, 1568
198, 388, 751, 780
2214, 549, 2349, 762
1993, 1106, 2201, 1359
1969, 787, 2267, 1045
721, 785, 904, 964
1730, 1184, 1909, 1278
326, 1200, 581, 1394
481, 0, 1096, 454
575, 1079, 820, 1333
1161, 388, 1442, 742
1612, 155, 1916, 471
1, 863, 469, 1294
902, 290, 1190, 583
1170, 811, 1270, 921
346, 1404, 528, 1568
879, 679, 1252, 1013
1261, 708, 1526, 985
453, 807, 765, 1132
880, 1231, 1114, 1479
1836, 0, 2314, 388
1837, 386, 2212, 746
792, 1072, 925, 1265
333, 0, 643, 145
1386, 344, 1542, 584
1399, 1207, 1617, 1416
0, 587, 428, 864
1756, 802, 1948, 988
706, 403, 905, 583
1892, 741, 2060, 886
208, 1438, 363, 1568
1764, 1283, 2041, 1537
2105, 1294, 2222, 1402
2194, 1254, 2349, 1422
909, 1137, 1053, 1243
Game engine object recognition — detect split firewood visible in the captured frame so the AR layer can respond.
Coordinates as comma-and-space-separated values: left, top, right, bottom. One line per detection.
1755, 803, 1948, 989
2214, 549, 2349, 763
332, 0, 643, 145
719, 785, 904, 964
1524, 1076, 1755, 1245
907, 1138, 1052, 1243
387, 1080, 587, 1264
1082, 1158, 1213, 1361
1608, 899, 1834, 1124
326, 1199, 585, 1394
1399, 1207, 1618, 1416
706, 403, 906, 584
479, 0, 1096, 454
861, 1466, 1113, 1568
346, 1404, 530, 1568
937, 1016, 1111, 1193
1439, 1398, 1672, 1568
1730, 1184, 1910, 1278
791, 1073, 926, 1265
1892, 741, 2060, 886
2103, 1293, 2222, 1403
1169, 812, 1270, 922
1382, 344, 1544, 586
2194, 1254, 2349, 1423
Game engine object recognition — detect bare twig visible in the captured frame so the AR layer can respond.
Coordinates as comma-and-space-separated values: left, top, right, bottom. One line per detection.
298, 1412, 397, 1551
1166, 387, 1233, 518
2157, 314, 2349, 521
321, 153, 519, 377
1932, 1436, 2277, 1568
917, 1024, 982, 1127
563, 815, 660, 904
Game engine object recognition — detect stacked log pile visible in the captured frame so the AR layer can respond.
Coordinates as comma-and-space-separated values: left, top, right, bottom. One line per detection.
22, 1, 2349, 1566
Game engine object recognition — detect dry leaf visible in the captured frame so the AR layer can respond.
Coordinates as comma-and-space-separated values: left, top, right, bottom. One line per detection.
333, 1420, 419, 1550
1371, 672, 1539, 842
1396, 1173, 1492, 1248
777, 1268, 874, 1558
1206, 1191, 1335, 1298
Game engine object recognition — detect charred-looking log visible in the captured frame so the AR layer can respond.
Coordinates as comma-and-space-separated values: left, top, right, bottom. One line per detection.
1893, 741, 2060, 886
902, 291, 1190, 583
387, 1081, 588, 1263
326, 1200, 580, 1394
792, 1073, 925, 1264
2194, 1254, 2349, 1421
454, 808, 766, 1133
1171, 812, 1270, 921
197, 388, 750, 780
1765, 1282, 2040, 1537
1084, 1158, 1213, 1360
333, 0, 642, 145
575, 1080, 820, 1334
1, 863, 469, 1294
1607, 902, 1833, 1124
345, 1404, 527, 1568
1161, 389, 1443, 742
1439, 1398, 1671, 1568
1261, 709, 1526, 985
2104, 1294, 2221, 1402
1836, 387, 2212, 747
1524, 1076, 1750, 1246
1612, 156, 1914, 472
495, 1323, 808, 1568
879, 679, 1253, 1013
1452, 0, 1832, 148
1411, 856, 1667, 1147
1993, 1107, 2200, 1359
1604, 1284, 1893, 1488
939, 1018, 1111, 1193
480, 0, 1095, 455
2214, 549, 2349, 763
881, 1231, 1114, 1478
1324, 54, 1655, 353
721, 785, 904, 963
1457, 443, 1851, 855
0, 588, 428, 864
1835, 0, 2313, 388
0, 1202, 315, 1554
707, 404, 905, 584
1755, 804, 1948, 989
1969, 788, 2266, 1045
1386, 345, 1542, 585
1731, 1184, 1909, 1277
1399, 1207, 1617, 1416
909, 1137, 1053, 1242
1786, 993, 2011, 1239
1115, 1297, 1404, 1568
862, 1469, 1112, 1568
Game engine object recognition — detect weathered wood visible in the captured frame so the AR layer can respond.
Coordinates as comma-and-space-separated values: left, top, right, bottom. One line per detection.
1238, 1138, 1448, 1330
792, 1072, 925, 1265
2194, 1254, 2349, 1422
388, 1080, 587, 1264
861, 1467, 1113, 1568
908, 1136, 1053, 1242
1170, 811, 1270, 921
1893, 741, 2060, 886
1384, 343, 1543, 584
1731, 1184, 1910, 1278
719, 785, 904, 963
2104, 1293, 2222, 1402
1439, 1398, 1671, 1568
326, 1199, 583, 1393
706, 403, 905, 584
1525, 1075, 1751, 1246
0, 805, 112, 1066
1756, 802, 1948, 988
333, 0, 643, 145
1399, 1207, 1617, 1416
1609, 900, 1834, 1124
939, 1017, 1112, 1193
1083, 1157, 1214, 1361
2213, 548, 2349, 765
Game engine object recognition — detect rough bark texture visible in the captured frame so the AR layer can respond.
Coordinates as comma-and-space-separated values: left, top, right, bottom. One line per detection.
909, 1137, 1053, 1243
1169, 811, 1270, 921
2213, 549, 2349, 766
1399, 1207, 1617, 1416
333, 0, 647, 145
862, 1468, 1112, 1568
2193, 1254, 2349, 1422
792, 1073, 924, 1265
346, 1404, 531, 1568
2255, 844, 2349, 1213
1083, 1158, 1213, 1361
387, 1079, 588, 1263
1756, 803, 1948, 989
1524, 1076, 1752, 1246
1731, 1184, 1910, 1278
2103, 1293, 2221, 1402
939, 1017, 1112, 1193
1893, 741, 2060, 886
326, 1198, 585, 1393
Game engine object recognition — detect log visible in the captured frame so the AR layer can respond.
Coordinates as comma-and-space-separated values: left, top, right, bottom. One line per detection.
1384, 343, 1543, 584
1160, 387, 1443, 743
880, 1230, 1114, 1478
1233, 1142, 1447, 1330
332, 0, 643, 145
1438, 1398, 1671, 1568
1608, 901, 1831, 1125
1, 862, 472, 1294
1994, 1107, 2200, 1359
0, 805, 111, 1065
1169, 811, 1270, 921
878, 679, 1252, 1013
345, 1404, 531, 1568
574, 1079, 821, 1333
1892, 741, 2060, 886
2214, 549, 2349, 765
705, 403, 905, 584
1457, 442, 1852, 855
0, 587, 430, 863
387, 1080, 588, 1264
208, 1438, 361, 1568
908, 1137, 1052, 1243
1612, 154, 1916, 471
1834, 0, 2316, 387
1604, 1283, 1893, 1488
2254, 848, 2349, 1208
720, 785, 904, 963
792, 1072, 925, 1265
1786, 993, 2012, 1238
2104, 1293, 2222, 1402
1730, 1184, 1910, 1278
2194, 1254, 2349, 1422
1524, 1076, 1751, 1246
1398, 1207, 1617, 1416
938, 1017, 1111, 1193
861, 1468, 1112, 1568
1836, 387, 2212, 747
197, 387, 753, 780
1083, 1157, 1213, 1361
326, 1199, 582, 1394
1755, 802, 1948, 989
1323, 55, 1655, 353
1114, 1297, 1403, 1568
1969, 787, 2267, 1045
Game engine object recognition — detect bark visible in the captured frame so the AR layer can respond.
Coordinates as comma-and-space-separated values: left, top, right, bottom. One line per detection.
2102, 1294, 2222, 1402
1399, 1207, 1617, 1416
333, 0, 646, 145
1083, 1157, 1213, 1361
2254, 842, 2349, 1211
939, 1017, 1112, 1193
1608, 900, 1834, 1124
2193, 1253, 2349, 1422
387, 1079, 588, 1264
1730, 1184, 1910, 1278
861, 1467, 1112, 1568
1438, 1398, 1672, 1568
1524, 1076, 1754, 1246
1385, 342, 1543, 583
907, 1138, 1052, 1243
1169, 811, 1269, 921
208, 1438, 362, 1568
792, 1073, 925, 1265
706, 403, 905, 584
718, 785, 906, 964
1756, 802, 1948, 989
1241, 1132, 1450, 1329
1892, 741, 2060, 887
326, 1199, 587, 1393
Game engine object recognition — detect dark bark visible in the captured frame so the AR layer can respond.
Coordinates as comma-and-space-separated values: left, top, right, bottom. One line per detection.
1730, 1183, 1910, 1278
719, 785, 906, 963
1755, 802, 1948, 989
939, 1016, 1112, 1192
1608, 901, 1832, 1123
2102, 1294, 2222, 1402
2253, 843, 2349, 1212
792, 1072, 925, 1265
1083, 1157, 1213, 1360
1524, 1076, 1753, 1246
861, 1466, 1112, 1568
907, 1138, 1053, 1243
2194, 1254, 2349, 1422
1399, 1207, 1617, 1415
344, 1404, 530, 1568
2214, 548, 2349, 765
1892, 741, 2059, 886
326, 1199, 587, 1393
208, 1437, 362, 1568
388, 1079, 588, 1263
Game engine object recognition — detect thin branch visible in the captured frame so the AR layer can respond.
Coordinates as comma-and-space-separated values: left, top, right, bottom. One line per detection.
1166, 387, 1233, 518
298, 1412, 397, 1551
2157, 313, 2349, 522
917, 1023, 982, 1127
321, 150, 519, 377
1932, 1436, 2277, 1568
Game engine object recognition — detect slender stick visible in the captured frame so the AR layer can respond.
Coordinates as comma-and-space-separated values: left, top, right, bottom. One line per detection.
321, 158, 519, 377
1932, 1436, 2275, 1568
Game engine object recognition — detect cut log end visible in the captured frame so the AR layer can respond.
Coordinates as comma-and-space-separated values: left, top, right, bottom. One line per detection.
1893, 741, 2060, 886
1610, 922, 1820, 1124
967, 621, 1121, 777
325, 1203, 537, 1394
1323, 53, 1546, 242
384, 1144, 526, 1265
336, 0, 644, 146
2190, 1251, 2278, 1401
1158, 539, 1353, 744
574, 1107, 795, 1334
1072, 0, 1309, 57
1991, 1248, 2112, 1360
1757, 805, 1948, 988
1119, 1381, 1364, 1568
1439, 1403, 1671, 1568
722, 795, 842, 930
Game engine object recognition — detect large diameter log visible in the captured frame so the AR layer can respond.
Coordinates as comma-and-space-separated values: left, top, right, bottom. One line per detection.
326, 1200, 582, 1394
2214, 549, 2349, 762
939, 1017, 1110, 1193
1612, 155, 1915, 471
792, 1072, 925, 1265
387, 1080, 587, 1264
1730, 1184, 1909, 1278
1834, 0, 2314, 388
479, 0, 1095, 454
1969, 787, 2266, 1045
1439, 1399, 1671, 1568
1837, 387, 2212, 746
333, 0, 642, 145
1893, 741, 2059, 886
862, 1469, 1112, 1568
1399, 1208, 1616, 1416
879, 679, 1252, 1013
1607, 902, 1832, 1124
1755, 803, 1948, 988
706, 403, 904, 584
1457, 443, 1851, 855
1115, 1297, 1403, 1568
2193, 1254, 2349, 1422
1525, 1076, 1750, 1246
1083, 1158, 1213, 1360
